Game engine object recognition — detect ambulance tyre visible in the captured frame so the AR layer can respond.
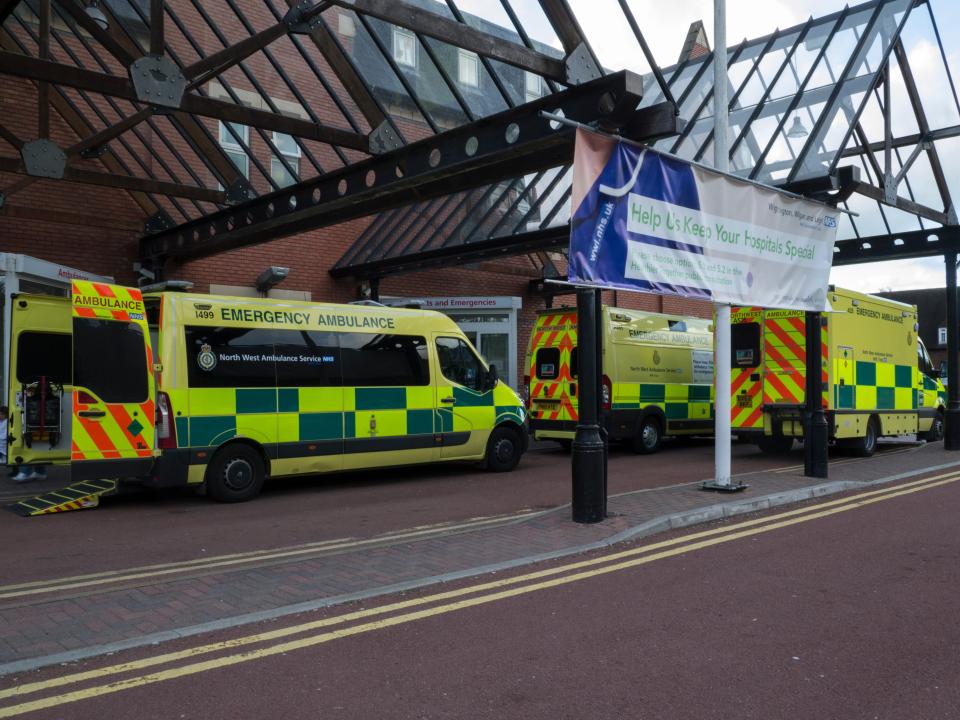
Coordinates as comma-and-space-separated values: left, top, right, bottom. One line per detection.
631, 415, 663, 455
851, 417, 879, 457
485, 426, 523, 472
206, 443, 266, 503
925, 411, 945, 443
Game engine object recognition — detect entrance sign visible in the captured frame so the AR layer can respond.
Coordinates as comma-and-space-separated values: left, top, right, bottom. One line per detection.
569, 130, 839, 311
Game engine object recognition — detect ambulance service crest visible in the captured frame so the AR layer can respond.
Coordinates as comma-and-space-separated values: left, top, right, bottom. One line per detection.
197, 343, 217, 372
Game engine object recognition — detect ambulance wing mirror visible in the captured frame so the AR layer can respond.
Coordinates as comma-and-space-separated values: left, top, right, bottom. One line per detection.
483, 364, 499, 392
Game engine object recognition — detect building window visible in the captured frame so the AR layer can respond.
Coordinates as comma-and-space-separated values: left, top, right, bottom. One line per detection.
218, 121, 249, 179
393, 27, 417, 68
939, 327, 948, 345
525, 71, 545, 103
270, 132, 301, 188
338, 12, 355, 38
458, 49, 480, 88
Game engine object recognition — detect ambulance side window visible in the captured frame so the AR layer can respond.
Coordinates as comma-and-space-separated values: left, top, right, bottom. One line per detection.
570, 348, 579, 378
436, 337, 484, 391
340, 334, 430, 387
73, 319, 149, 402
16, 332, 71, 384
274, 330, 340, 387
731, 322, 761, 369
536, 348, 560, 380
185, 326, 278, 388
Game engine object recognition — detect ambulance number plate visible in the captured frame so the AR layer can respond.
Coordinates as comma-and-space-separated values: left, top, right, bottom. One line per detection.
736, 393, 754, 409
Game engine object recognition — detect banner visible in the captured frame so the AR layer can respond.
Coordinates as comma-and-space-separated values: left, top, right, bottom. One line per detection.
568, 130, 838, 311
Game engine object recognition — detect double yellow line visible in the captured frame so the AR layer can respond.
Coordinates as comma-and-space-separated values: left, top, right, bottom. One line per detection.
0, 510, 539, 603
1, 471, 957, 718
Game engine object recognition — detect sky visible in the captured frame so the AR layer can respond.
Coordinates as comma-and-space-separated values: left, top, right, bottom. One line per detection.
454, 0, 960, 293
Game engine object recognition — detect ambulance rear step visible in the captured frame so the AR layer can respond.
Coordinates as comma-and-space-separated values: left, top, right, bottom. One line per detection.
5, 479, 118, 517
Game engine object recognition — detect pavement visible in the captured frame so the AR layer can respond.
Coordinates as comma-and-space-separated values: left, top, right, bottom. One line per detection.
1, 439, 958, 676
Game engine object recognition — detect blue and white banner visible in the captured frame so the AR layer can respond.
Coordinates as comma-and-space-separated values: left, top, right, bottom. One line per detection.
568, 130, 838, 311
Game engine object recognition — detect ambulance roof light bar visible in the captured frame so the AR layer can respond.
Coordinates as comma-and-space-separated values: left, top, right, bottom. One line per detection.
140, 280, 194, 293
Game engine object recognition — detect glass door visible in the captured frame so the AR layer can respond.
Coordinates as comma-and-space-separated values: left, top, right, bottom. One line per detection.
450, 312, 517, 390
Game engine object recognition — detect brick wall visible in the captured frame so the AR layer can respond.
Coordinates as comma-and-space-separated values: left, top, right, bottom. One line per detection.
0, 4, 714, 385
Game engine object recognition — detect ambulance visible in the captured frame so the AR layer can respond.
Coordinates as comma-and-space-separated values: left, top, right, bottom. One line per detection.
524, 306, 714, 453
731, 287, 946, 455
5, 281, 528, 503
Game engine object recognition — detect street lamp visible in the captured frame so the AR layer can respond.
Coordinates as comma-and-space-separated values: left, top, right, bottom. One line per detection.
85, 0, 108, 30
787, 115, 809, 139
255, 266, 289, 296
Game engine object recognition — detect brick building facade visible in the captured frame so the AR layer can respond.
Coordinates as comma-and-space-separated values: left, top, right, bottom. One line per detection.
0, 4, 713, 388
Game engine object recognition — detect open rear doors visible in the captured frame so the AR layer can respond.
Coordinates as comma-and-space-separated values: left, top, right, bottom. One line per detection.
69, 281, 155, 480
6, 294, 72, 468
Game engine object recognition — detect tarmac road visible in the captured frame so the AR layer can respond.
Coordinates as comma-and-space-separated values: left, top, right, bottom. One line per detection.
0, 438, 793, 584
2, 467, 957, 719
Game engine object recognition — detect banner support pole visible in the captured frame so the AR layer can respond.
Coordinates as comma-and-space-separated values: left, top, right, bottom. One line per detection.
703, 0, 744, 492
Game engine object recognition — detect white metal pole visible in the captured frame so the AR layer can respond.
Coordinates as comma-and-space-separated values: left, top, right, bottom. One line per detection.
713, 0, 732, 486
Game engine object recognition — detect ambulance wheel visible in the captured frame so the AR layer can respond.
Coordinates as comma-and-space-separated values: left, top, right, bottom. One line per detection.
206, 444, 265, 503
557, 440, 573, 452
485, 426, 522, 472
757, 435, 794, 455
925, 411, 945, 443
631, 416, 662, 455
851, 418, 879, 457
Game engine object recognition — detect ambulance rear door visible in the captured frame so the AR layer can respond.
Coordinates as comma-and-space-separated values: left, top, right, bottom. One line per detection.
6, 294, 72, 466
528, 310, 578, 424
70, 281, 155, 480
730, 307, 763, 431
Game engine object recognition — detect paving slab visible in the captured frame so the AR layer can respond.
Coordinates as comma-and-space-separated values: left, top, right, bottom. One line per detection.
0, 441, 957, 676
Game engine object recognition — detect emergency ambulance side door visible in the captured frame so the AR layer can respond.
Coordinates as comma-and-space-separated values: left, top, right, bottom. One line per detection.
730, 315, 763, 430
70, 281, 155, 477
6, 295, 72, 466
434, 335, 491, 458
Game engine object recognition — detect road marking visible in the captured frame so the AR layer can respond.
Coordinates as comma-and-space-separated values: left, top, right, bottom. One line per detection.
0, 510, 539, 601
772, 446, 915, 474
1, 471, 956, 715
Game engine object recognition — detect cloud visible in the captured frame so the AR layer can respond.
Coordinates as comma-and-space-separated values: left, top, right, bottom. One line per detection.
830, 256, 946, 292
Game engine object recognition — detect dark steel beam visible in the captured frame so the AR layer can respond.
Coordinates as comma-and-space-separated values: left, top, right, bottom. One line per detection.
332, 225, 569, 279
892, 38, 954, 218
150, 0, 165, 56
0, 156, 226, 202
327, 0, 565, 80
140, 71, 653, 263
0, 28, 159, 216
0, 0, 19, 24
840, 124, 960, 160
285, 4, 388, 134
851, 180, 948, 226
184, 23, 288, 86
0, 121, 22, 150
538, 0, 587, 54
55, 0, 137, 66
37, 0, 50, 139
0, 52, 371, 151
832, 226, 960, 266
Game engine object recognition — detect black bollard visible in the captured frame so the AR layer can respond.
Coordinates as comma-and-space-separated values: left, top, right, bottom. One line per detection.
804, 310, 829, 478
572, 287, 606, 523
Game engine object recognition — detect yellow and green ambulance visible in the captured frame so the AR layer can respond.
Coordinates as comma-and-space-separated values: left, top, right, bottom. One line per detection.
524, 306, 714, 453
5, 282, 527, 502
730, 286, 946, 455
